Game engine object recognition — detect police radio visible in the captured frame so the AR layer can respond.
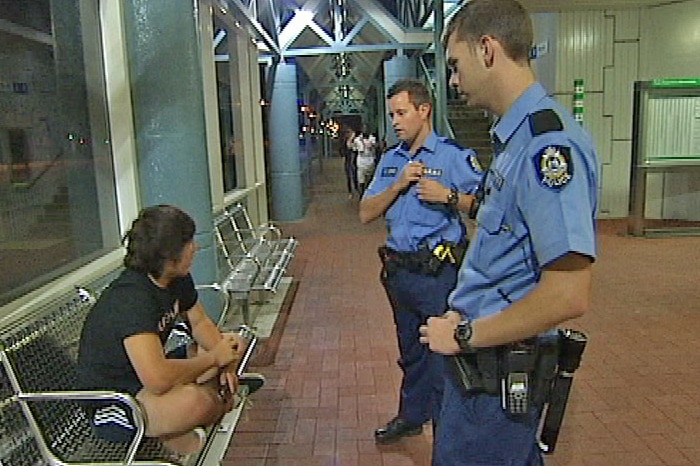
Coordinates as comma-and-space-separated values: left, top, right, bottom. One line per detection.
500, 340, 538, 416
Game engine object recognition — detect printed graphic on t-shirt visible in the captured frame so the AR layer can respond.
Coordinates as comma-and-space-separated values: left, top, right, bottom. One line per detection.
158, 300, 180, 333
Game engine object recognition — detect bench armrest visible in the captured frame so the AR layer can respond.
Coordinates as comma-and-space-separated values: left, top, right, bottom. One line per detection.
254, 224, 282, 243
16, 389, 146, 465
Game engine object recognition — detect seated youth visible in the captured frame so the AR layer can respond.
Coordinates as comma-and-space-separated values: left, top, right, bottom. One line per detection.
77, 205, 244, 455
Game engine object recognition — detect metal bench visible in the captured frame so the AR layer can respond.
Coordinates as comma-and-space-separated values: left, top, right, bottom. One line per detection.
214, 204, 297, 325
0, 285, 260, 466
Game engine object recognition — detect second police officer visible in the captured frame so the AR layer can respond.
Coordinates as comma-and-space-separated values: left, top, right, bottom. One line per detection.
359, 78, 482, 443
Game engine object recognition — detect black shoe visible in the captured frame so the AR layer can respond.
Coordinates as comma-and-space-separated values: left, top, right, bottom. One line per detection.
374, 417, 423, 444
238, 372, 265, 395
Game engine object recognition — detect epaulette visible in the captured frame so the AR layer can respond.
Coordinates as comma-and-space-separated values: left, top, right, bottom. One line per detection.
439, 137, 465, 150
529, 109, 563, 136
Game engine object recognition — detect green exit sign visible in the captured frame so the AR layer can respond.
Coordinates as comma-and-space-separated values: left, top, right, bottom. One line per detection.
651, 78, 700, 88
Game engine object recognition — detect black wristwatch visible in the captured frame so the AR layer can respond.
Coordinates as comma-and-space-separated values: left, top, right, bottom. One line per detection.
446, 188, 459, 206
454, 319, 474, 352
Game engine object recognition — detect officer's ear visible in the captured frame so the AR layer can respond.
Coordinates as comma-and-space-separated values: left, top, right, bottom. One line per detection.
417, 102, 432, 120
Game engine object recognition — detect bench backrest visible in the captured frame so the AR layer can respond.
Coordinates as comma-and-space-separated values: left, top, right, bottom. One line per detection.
214, 210, 249, 274
227, 203, 261, 253
0, 289, 171, 464
0, 292, 99, 463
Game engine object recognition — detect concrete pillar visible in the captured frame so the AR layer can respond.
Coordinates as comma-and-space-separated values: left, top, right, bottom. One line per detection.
122, 0, 218, 315
383, 56, 417, 146
269, 62, 304, 221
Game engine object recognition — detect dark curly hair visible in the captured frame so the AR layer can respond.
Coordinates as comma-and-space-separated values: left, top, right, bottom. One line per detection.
122, 205, 196, 278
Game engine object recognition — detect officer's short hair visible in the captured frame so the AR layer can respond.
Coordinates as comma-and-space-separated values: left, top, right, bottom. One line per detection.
123, 205, 195, 278
444, 0, 533, 63
387, 78, 432, 112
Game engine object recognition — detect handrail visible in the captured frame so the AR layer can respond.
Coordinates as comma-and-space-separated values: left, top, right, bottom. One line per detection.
418, 56, 456, 140
11, 149, 64, 190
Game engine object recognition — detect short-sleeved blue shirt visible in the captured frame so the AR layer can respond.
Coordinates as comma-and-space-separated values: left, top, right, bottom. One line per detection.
364, 131, 482, 252
448, 83, 599, 319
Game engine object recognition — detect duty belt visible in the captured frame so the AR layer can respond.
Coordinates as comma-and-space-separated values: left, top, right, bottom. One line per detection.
449, 328, 587, 454
378, 242, 466, 276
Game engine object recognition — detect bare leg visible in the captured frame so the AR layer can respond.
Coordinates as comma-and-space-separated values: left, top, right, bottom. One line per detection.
136, 383, 231, 453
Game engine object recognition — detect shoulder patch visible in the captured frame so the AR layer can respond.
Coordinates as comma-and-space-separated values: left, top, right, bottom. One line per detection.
533, 145, 573, 190
529, 109, 563, 136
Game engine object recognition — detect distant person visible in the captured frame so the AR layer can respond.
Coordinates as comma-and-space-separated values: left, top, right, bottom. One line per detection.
357, 130, 377, 196
359, 78, 482, 444
341, 129, 359, 198
77, 205, 244, 455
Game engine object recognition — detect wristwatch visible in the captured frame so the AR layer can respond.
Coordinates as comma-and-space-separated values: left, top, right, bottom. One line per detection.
446, 188, 459, 206
454, 319, 474, 352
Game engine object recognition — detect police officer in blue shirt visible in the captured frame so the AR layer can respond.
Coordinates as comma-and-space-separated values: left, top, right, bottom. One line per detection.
360, 78, 482, 444
419, 0, 599, 464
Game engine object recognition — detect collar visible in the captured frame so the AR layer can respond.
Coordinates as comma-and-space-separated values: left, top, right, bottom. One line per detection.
492, 82, 548, 148
397, 130, 439, 158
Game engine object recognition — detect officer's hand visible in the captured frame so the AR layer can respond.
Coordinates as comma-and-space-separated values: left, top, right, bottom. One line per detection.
417, 178, 450, 204
442, 309, 462, 324
419, 316, 461, 355
395, 161, 424, 191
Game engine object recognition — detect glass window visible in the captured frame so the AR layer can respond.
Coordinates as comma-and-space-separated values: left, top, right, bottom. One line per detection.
0, 0, 120, 306
213, 16, 238, 193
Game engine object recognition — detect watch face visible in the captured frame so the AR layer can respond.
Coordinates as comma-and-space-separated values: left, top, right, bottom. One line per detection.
457, 321, 472, 341
448, 190, 458, 205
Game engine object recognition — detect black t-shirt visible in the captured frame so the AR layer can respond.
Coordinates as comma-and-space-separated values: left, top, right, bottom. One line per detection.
76, 269, 198, 395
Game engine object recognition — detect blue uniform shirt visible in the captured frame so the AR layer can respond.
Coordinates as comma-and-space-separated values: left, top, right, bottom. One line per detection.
365, 131, 482, 252
448, 83, 599, 319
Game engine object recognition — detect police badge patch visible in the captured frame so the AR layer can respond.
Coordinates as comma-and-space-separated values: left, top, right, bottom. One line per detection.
534, 145, 573, 189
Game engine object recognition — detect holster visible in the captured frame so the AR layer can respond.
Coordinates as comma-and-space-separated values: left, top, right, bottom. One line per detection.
450, 333, 559, 417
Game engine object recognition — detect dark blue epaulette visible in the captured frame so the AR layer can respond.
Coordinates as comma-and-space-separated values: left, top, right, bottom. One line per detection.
439, 137, 465, 150
529, 109, 563, 136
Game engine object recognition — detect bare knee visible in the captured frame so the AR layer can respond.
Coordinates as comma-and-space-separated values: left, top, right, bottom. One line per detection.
181, 385, 225, 425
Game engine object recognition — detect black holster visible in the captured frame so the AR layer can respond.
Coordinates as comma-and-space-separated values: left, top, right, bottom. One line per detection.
449, 333, 559, 417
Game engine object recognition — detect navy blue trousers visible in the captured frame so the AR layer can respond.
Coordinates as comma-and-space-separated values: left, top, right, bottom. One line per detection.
382, 263, 457, 426
433, 375, 545, 466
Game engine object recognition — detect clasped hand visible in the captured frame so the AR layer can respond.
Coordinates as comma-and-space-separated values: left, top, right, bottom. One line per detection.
419, 310, 462, 355
212, 333, 245, 396
397, 161, 450, 203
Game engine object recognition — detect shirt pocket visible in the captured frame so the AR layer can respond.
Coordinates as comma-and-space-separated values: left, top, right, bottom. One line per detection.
477, 202, 506, 235
470, 202, 507, 274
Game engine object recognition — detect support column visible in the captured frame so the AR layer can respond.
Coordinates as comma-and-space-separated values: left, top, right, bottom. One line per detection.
122, 0, 218, 314
383, 55, 417, 146
434, 0, 448, 136
269, 62, 304, 221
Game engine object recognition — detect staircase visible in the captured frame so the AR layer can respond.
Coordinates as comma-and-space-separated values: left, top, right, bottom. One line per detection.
29, 185, 72, 239
447, 99, 494, 169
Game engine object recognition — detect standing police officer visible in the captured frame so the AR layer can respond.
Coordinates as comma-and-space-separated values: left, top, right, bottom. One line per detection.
360, 78, 481, 443
420, 0, 599, 464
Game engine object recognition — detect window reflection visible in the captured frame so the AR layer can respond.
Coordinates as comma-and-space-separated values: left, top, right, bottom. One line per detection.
0, 0, 119, 306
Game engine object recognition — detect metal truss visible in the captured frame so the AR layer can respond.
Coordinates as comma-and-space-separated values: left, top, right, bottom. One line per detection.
212, 0, 436, 115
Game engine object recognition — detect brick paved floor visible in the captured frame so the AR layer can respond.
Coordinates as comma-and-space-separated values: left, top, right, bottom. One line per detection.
224, 157, 700, 466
